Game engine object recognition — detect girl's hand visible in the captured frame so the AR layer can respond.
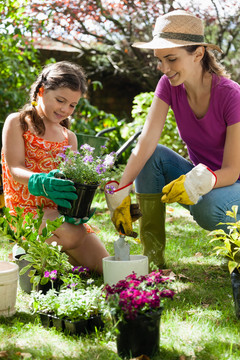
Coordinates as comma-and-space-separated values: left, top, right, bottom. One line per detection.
28, 169, 77, 208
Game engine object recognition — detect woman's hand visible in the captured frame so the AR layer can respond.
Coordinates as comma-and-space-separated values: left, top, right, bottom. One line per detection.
161, 164, 217, 205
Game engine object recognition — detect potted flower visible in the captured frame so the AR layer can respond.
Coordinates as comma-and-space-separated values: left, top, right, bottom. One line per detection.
31, 284, 106, 334
209, 205, 240, 319
103, 270, 175, 358
56, 144, 116, 218
0, 206, 72, 293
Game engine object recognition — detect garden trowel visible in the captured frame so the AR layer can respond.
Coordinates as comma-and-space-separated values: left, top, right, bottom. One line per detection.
114, 234, 130, 261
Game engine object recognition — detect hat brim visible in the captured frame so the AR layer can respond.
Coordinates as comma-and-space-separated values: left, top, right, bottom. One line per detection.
132, 37, 222, 53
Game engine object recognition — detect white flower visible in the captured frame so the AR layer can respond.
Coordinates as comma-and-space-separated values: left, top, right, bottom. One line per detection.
103, 154, 115, 167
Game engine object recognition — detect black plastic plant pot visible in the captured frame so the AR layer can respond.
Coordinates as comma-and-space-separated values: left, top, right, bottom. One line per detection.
15, 254, 62, 294
14, 255, 33, 294
87, 315, 104, 332
64, 315, 103, 335
58, 182, 99, 218
52, 315, 65, 331
64, 318, 89, 335
39, 313, 64, 331
39, 312, 53, 328
115, 309, 163, 359
230, 269, 240, 319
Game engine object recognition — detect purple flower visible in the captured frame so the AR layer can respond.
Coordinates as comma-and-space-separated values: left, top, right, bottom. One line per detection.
50, 270, 58, 280
83, 155, 94, 163
72, 266, 89, 273
105, 184, 115, 194
80, 144, 95, 152
67, 283, 78, 289
96, 164, 106, 174
44, 271, 50, 278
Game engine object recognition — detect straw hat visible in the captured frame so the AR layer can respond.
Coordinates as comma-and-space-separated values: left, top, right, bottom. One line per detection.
132, 10, 222, 52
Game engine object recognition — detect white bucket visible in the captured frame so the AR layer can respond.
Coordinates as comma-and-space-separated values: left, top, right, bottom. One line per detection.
0, 261, 19, 317
102, 255, 148, 286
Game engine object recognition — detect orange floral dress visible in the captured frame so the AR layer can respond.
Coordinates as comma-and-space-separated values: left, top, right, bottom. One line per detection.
2, 129, 93, 233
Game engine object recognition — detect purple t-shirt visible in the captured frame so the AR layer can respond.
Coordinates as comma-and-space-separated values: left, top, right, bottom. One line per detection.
155, 74, 240, 171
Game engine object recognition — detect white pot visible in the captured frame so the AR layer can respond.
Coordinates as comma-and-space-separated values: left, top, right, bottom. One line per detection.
102, 255, 148, 286
0, 261, 19, 317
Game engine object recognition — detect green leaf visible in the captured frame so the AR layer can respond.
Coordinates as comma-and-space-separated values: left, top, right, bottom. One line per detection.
19, 264, 32, 275
228, 261, 238, 274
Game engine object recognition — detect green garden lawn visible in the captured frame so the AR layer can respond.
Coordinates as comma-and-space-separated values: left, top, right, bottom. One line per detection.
0, 192, 240, 360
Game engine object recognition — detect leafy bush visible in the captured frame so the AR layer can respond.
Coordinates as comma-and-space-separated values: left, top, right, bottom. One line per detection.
71, 97, 129, 163
0, 0, 41, 120
209, 205, 240, 274
122, 92, 188, 159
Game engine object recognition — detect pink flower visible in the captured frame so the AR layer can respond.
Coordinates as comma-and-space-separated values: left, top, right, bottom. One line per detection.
44, 271, 50, 278
104, 270, 175, 320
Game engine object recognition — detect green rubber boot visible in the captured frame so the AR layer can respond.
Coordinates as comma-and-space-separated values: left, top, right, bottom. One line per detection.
136, 192, 166, 268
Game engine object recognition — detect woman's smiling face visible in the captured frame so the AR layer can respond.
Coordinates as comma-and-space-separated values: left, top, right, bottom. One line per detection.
154, 47, 202, 86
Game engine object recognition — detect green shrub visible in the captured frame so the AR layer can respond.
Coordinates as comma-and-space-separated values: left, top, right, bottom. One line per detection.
71, 96, 131, 164
122, 92, 188, 159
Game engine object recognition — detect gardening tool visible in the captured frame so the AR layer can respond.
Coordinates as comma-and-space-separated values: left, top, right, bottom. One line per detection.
114, 233, 130, 261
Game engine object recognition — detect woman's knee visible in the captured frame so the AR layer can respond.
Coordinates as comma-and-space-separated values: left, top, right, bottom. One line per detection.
135, 145, 169, 193
190, 195, 231, 231
190, 200, 220, 231
191, 185, 240, 231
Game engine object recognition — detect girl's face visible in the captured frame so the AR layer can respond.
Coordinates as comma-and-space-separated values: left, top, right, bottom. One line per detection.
39, 87, 82, 123
154, 47, 203, 86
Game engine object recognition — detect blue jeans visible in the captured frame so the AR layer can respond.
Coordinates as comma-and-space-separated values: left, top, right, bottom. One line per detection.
135, 145, 240, 232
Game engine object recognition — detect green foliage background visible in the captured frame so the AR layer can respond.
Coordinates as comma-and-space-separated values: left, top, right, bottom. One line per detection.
0, 0, 41, 120
122, 92, 188, 159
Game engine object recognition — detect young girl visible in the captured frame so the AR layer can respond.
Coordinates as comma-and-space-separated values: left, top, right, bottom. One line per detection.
105, 10, 240, 267
2, 61, 109, 273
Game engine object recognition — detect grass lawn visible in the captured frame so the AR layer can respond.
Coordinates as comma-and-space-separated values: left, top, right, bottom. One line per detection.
0, 191, 240, 360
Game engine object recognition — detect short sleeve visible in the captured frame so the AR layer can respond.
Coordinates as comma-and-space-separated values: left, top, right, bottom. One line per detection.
223, 85, 240, 126
154, 75, 172, 106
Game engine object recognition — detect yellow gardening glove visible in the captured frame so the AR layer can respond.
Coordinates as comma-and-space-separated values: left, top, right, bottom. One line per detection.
111, 196, 138, 238
105, 181, 141, 238
162, 164, 217, 205
162, 175, 194, 205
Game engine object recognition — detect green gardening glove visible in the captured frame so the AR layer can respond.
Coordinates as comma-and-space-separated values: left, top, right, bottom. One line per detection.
28, 169, 77, 208
64, 208, 96, 225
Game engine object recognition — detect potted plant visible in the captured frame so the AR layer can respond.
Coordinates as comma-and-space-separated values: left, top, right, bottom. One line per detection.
31, 284, 106, 334
0, 206, 72, 293
209, 205, 240, 318
56, 144, 116, 218
103, 270, 175, 358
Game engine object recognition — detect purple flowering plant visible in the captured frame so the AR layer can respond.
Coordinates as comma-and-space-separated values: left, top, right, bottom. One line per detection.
43, 265, 91, 290
57, 144, 116, 185
104, 270, 175, 320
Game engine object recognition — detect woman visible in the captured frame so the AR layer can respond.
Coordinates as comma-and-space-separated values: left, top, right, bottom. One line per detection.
2, 61, 109, 273
105, 10, 240, 267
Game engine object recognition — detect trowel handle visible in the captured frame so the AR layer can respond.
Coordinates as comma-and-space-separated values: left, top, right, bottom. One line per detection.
119, 225, 126, 238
